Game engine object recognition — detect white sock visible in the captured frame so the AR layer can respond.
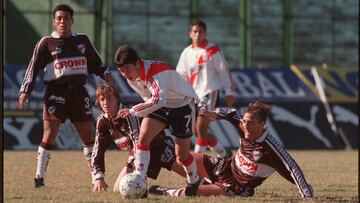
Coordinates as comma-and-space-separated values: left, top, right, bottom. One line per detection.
134, 144, 150, 178
194, 144, 207, 153
208, 139, 226, 158
181, 154, 199, 184
35, 146, 51, 179
194, 138, 208, 153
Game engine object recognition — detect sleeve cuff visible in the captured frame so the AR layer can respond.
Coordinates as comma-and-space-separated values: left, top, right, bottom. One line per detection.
94, 171, 105, 180
129, 108, 136, 116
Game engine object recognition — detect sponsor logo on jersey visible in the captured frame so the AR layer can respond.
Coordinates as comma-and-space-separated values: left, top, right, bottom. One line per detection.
236, 153, 258, 175
54, 58, 87, 69
48, 95, 65, 104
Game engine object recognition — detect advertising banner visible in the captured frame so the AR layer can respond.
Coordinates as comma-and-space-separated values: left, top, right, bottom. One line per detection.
4, 65, 358, 150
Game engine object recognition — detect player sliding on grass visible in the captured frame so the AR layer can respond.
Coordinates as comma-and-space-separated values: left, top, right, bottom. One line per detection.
114, 45, 201, 196
92, 84, 191, 194
149, 101, 314, 198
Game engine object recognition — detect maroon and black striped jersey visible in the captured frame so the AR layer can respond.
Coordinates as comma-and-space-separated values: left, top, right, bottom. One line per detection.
91, 103, 167, 176
213, 107, 314, 198
19, 31, 109, 95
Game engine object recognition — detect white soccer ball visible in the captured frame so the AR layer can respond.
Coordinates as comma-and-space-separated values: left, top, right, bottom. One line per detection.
119, 173, 147, 199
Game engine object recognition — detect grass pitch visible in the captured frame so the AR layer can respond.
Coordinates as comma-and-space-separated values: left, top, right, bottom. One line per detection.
4, 150, 358, 202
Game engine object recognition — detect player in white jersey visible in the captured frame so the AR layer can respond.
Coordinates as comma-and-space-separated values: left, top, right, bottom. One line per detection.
114, 45, 201, 196
149, 101, 314, 198
176, 20, 235, 158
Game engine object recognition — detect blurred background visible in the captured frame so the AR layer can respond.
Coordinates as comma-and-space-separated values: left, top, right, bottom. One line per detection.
3, 0, 358, 150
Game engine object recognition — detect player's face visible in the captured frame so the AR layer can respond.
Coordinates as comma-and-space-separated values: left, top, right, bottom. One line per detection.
53, 10, 73, 38
99, 93, 119, 118
189, 25, 206, 46
240, 112, 266, 141
118, 62, 140, 82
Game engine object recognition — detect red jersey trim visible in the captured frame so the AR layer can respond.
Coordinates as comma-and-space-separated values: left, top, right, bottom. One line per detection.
139, 60, 145, 81
145, 62, 172, 82
191, 39, 209, 49
198, 45, 220, 65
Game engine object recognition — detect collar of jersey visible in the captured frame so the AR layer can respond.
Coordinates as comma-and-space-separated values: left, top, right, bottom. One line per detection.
255, 128, 269, 143
191, 39, 208, 49
51, 31, 77, 38
139, 60, 146, 81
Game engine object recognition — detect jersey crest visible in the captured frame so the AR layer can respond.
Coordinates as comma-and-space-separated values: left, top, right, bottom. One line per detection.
77, 44, 86, 54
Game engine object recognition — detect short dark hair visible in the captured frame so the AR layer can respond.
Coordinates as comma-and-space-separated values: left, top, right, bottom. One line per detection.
190, 20, 207, 31
95, 84, 120, 111
244, 101, 271, 123
114, 45, 140, 68
53, 4, 74, 19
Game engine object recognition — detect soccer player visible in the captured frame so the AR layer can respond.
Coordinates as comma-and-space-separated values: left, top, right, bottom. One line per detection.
17, 4, 113, 188
91, 84, 186, 193
176, 20, 235, 158
149, 101, 314, 198
114, 45, 201, 196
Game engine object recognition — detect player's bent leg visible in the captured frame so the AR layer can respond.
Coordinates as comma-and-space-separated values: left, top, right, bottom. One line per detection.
197, 184, 227, 196
175, 138, 200, 196
135, 117, 166, 178
191, 152, 211, 179
170, 161, 186, 178
194, 116, 209, 153
149, 184, 226, 197
34, 120, 61, 188
73, 121, 95, 144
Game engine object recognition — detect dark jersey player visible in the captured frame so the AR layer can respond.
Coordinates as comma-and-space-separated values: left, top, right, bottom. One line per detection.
17, 4, 113, 188
91, 84, 187, 192
149, 101, 314, 198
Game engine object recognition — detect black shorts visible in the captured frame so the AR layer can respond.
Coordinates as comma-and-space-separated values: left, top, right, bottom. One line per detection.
128, 135, 176, 179
203, 155, 254, 197
147, 103, 196, 139
43, 84, 93, 123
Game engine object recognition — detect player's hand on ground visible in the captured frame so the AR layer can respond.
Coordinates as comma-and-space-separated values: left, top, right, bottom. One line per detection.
118, 109, 130, 118
17, 93, 29, 110
92, 179, 108, 192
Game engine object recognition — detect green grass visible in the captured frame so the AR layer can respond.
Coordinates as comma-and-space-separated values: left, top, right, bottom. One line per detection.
4, 150, 358, 202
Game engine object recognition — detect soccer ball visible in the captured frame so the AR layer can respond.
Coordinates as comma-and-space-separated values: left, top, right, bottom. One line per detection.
119, 173, 147, 199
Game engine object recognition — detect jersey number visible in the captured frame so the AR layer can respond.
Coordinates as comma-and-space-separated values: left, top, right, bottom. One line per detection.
184, 115, 191, 128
